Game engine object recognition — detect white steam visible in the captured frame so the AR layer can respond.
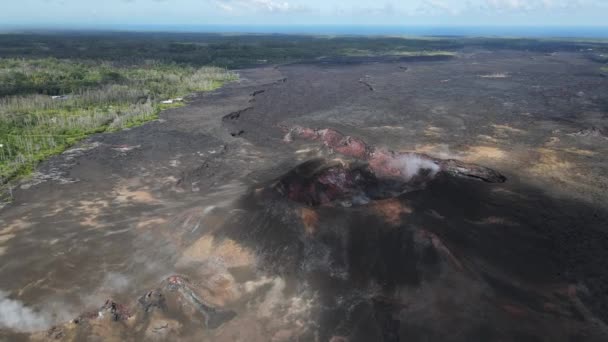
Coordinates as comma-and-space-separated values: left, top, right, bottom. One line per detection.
100, 272, 131, 292
0, 290, 50, 332
257, 277, 286, 318
389, 154, 440, 181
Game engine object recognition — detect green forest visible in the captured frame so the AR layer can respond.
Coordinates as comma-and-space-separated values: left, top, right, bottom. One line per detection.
0, 57, 236, 181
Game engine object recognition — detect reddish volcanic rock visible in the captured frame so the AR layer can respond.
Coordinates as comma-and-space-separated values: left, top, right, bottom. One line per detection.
285, 126, 506, 184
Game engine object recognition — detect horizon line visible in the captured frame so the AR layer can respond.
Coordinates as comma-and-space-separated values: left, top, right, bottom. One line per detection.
1, 24, 607, 39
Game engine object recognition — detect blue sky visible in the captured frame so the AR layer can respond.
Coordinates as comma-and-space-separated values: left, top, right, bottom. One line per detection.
2, 0, 607, 28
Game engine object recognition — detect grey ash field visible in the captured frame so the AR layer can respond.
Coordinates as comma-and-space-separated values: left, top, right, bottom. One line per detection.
2, 40, 608, 341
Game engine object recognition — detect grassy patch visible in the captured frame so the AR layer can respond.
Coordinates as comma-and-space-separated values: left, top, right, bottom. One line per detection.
0, 58, 237, 182
601, 65, 608, 72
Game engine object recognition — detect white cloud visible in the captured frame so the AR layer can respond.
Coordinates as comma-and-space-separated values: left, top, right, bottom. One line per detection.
484, 0, 530, 10
214, 0, 308, 13
478, 0, 598, 12
333, 2, 403, 17
2, 0, 607, 26
417, 0, 463, 15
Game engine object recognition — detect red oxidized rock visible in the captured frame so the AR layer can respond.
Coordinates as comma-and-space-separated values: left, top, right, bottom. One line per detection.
100, 299, 132, 322
285, 126, 506, 184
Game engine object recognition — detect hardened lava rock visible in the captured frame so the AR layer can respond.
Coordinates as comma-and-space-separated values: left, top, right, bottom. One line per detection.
58, 275, 236, 341
162, 275, 237, 329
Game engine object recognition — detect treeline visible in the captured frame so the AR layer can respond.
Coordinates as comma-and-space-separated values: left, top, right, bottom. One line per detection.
0, 58, 234, 97
0, 59, 126, 96
2, 32, 607, 69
